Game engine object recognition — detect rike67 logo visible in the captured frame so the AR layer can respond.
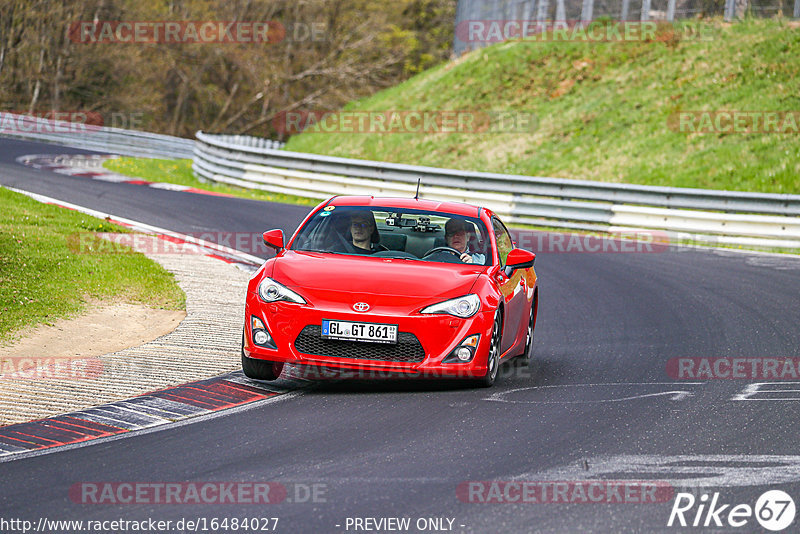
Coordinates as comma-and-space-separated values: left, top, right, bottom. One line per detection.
668, 490, 796, 531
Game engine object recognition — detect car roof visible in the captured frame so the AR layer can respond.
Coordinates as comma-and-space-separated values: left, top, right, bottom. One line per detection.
326, 196, 482, 218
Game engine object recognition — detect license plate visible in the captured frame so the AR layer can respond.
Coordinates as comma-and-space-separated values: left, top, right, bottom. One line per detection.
321, 319, 398, 344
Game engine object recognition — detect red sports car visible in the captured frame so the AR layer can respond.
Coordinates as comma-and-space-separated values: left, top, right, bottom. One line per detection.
242, 196, 538, 387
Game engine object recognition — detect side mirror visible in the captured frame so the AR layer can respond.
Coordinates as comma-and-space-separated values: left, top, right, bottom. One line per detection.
262, 229, 284, 251
504, 248, 535, 276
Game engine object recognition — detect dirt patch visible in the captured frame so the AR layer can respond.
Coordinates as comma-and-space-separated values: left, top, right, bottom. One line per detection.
0, 302, 185, 359
551, 78, 576, 99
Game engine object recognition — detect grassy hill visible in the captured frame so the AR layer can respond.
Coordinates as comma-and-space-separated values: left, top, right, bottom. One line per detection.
285, 19, 800, 194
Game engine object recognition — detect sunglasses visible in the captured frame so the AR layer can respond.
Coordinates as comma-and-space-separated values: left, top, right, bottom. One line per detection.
446, 229, 466, 237
351, 221, 371, 229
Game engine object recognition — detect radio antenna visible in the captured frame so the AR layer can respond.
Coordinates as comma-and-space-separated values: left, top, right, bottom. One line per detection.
414, 178, 421, 200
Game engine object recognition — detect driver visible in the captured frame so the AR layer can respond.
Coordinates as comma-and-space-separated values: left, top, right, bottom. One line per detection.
349, 211, 385, 254
445, 219, 485, 264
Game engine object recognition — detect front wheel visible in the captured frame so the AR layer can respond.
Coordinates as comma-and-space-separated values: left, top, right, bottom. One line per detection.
475, 311, 502, 388
520, 303, 536, 365
241, 334, 283, 380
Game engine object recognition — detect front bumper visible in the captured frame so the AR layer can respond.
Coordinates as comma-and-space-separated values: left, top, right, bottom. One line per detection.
243, 291, 495, 379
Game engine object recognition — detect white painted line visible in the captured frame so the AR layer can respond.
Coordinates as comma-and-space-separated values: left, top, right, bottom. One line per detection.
517, 454, 800, 488
485, 382, 704, 404
119, 396, 205, 418
71, 410, 152, 431
732, 382, 800, 401
149, 182, 192, 191
0, 442, 31, 455
90, 405, 172, 428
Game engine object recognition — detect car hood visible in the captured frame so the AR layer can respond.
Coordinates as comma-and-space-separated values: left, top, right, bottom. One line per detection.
272, 251, 484, 299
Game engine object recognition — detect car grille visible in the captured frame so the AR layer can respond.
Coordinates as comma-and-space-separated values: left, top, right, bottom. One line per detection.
294, 325, 425, 363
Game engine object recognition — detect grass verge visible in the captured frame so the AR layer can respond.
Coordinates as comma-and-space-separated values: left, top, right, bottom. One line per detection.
0, 187, 185, 343
103, 157, 320, 206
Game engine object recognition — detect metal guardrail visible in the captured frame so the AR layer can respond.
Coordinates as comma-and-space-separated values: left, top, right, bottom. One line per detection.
4, 112, 794, 249
194, 131, 800, 249
0, 112, 195, 159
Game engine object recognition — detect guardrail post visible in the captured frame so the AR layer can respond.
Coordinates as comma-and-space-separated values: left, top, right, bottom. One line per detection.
621, 0, 631, 20
640, 0, 651, 21
794, 0, 799, 17
666, 0, 676, 20
724, 0, 735, 20
537, 0, 550, 27
556, 0, 566, 25
470, 0, 483, 50
521, 0, 533, 30
581, 0, 595, 24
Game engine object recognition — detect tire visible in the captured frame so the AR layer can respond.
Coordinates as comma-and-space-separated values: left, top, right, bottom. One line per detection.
520, 303, 536, 365
241, 333, 283, 381
475, 310, 502, 388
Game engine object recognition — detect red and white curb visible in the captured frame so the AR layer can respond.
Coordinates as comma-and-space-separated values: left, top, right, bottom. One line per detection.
0, 186, 312, 459
0, 372, 306, 460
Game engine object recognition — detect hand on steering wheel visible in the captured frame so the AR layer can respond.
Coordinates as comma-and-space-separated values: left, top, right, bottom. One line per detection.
422, 246, 471, 263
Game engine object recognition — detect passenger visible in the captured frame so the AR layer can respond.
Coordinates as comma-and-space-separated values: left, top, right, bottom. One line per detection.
445, 219, 485, 264
349, 211, 385, 254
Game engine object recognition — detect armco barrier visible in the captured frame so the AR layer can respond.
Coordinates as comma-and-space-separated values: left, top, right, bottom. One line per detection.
0, 112, 195, 159
194, 131, 800, 249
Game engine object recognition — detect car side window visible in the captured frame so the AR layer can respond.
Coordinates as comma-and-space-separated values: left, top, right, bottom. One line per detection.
492, 218, 514, 267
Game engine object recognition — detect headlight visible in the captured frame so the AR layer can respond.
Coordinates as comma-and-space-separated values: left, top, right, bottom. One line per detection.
258, 277, 306, 304
420, 294, 480, 318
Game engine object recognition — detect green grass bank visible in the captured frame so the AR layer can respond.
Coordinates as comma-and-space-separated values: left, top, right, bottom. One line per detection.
285, 18, 800, 194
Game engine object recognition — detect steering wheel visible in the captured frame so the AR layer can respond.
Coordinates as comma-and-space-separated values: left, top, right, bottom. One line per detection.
422, 246, 463, 259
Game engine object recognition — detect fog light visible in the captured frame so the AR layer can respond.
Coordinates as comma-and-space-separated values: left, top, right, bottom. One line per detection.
250, 315, 276, 348
254, 330, 271, 345
442, 334, 481, 364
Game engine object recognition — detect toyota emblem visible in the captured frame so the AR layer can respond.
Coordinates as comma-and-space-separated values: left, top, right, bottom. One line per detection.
353, 302, 370, 312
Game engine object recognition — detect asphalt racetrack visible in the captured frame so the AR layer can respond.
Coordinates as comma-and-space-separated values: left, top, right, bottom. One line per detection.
2, 137, 800, 533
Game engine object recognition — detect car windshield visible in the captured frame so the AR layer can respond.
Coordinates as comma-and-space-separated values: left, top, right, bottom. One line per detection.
290, 206, 491, 266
